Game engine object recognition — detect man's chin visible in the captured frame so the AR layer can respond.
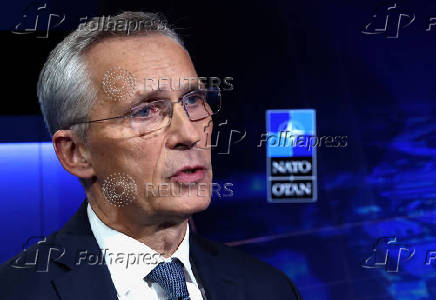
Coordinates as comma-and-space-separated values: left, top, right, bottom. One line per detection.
155, 195, 211, 217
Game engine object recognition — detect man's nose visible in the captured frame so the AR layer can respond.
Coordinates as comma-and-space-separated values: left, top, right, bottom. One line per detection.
165, 103, 202, 150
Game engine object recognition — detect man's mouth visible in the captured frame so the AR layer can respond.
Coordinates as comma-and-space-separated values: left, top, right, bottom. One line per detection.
170, 166, 206, 184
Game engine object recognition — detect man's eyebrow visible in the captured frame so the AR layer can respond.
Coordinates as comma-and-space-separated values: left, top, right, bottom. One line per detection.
131, 90, 165, 105
128, 81, 206, 108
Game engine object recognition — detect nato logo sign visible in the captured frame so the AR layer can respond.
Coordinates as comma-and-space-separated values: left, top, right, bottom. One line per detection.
266, 109, 317, 203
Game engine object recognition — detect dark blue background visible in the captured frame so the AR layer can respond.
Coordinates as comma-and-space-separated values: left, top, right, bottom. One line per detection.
1, 0, 435, 299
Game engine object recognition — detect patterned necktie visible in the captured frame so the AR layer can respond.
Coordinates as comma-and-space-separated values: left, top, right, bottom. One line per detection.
146, 258, 191, 300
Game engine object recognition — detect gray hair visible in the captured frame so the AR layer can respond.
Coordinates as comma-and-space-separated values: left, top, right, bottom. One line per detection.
37, 11, 184, 141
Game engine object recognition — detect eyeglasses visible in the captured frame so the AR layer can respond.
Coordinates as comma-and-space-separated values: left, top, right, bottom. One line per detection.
68, 88, 221, 136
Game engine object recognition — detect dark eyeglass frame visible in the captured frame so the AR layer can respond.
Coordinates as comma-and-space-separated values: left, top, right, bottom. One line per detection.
67, 88, 221, 132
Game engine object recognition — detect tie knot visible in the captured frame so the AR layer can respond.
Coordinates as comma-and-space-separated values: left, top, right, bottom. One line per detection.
146, 258, 190, 300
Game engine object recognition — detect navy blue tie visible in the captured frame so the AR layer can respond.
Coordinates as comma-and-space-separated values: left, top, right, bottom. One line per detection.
146, 258, 191, 300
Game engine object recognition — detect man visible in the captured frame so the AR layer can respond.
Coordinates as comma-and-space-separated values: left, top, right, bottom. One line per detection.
0, 11, 301, 300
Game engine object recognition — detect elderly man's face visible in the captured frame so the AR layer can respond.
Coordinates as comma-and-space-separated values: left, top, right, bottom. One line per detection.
83, 34, 213, 221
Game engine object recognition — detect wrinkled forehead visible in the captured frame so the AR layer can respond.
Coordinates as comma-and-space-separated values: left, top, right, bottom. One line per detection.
84, 34, 198, 113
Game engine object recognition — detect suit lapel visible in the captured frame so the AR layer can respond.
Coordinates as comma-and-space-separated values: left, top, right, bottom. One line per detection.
190, 233, 245, 300
51, 261, 117, 300
49, 200, 118, 300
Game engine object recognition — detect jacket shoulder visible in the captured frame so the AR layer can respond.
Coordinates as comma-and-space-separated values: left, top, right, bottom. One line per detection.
0, 232, 64, 299
192, 234, 302, 299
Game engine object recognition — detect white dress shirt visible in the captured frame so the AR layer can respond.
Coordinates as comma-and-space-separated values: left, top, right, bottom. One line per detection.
87, 203, 206, 300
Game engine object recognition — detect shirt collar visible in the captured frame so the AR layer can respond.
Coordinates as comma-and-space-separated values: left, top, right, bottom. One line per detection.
87, 202, 196, 296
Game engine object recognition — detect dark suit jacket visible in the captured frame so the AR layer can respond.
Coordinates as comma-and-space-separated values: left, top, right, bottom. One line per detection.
0, 200, 301, 300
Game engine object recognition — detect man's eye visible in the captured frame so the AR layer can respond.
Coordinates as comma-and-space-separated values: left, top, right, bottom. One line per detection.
136, 107, 150, 117
185, 93, 205, 105
133, 104, 160, 118
186, 96, 199, 104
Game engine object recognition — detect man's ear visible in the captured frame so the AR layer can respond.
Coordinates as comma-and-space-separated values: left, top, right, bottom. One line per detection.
52, 130, 95, 179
